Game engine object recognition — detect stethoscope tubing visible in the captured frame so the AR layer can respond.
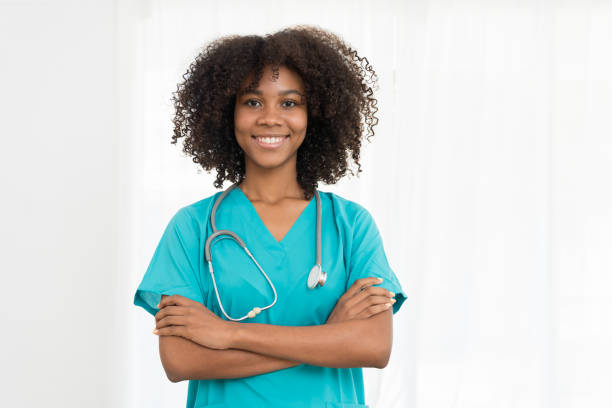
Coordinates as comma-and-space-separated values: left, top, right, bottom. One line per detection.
204, 183, 324, 322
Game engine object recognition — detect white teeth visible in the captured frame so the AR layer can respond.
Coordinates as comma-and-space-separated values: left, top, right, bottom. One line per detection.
259, 137, 284, 144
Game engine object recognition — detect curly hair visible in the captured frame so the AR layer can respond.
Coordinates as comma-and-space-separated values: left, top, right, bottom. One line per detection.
171, 25, 379, 200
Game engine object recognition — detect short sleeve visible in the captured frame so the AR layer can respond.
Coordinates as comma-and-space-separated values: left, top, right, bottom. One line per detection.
347, 207, 407, 314
133, 207, 206, 317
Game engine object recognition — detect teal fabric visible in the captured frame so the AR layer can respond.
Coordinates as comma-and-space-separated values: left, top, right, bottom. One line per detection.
134, 188, 407, 408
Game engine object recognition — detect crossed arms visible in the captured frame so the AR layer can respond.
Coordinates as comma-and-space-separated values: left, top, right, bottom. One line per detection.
155, 277, 395, 382
160, 310, 392, 381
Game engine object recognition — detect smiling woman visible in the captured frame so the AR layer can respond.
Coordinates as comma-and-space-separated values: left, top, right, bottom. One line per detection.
133, 25, 407, 408
169, 25, 380, 201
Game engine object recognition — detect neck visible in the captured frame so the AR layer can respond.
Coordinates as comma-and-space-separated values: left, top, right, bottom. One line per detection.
239, 159, 304, 204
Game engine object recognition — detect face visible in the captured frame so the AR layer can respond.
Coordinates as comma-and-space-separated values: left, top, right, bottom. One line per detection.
234, 65, 308, 172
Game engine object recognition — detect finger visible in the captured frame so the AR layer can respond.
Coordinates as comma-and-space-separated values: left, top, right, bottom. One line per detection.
156, 315, 185, 329
156, 294, 169, 309
344, 286, 394, 309
158, 294, 192, 309
354, 295, 396, 313
155, 306, 188, 322
153, 325, 184, 337
340, 280, 378, 305
346, 277, 384, 298
355, 302, 393, 319
353, 286, 395, 302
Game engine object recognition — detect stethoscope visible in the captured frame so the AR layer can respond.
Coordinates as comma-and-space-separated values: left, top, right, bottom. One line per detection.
204, 182, 327, 322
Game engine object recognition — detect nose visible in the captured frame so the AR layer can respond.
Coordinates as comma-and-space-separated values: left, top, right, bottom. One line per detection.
256, 105, 282, 127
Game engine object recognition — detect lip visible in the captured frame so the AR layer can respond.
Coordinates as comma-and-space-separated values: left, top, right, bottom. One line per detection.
251, 134, 289, 149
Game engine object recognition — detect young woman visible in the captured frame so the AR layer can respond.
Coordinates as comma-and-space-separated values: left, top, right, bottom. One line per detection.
134, 25, 406, 408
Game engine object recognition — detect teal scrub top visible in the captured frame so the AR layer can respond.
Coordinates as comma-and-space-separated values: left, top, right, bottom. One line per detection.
134, 187, 407, 408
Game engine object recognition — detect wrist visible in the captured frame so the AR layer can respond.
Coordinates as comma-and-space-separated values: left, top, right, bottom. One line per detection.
227, 321, 243, 349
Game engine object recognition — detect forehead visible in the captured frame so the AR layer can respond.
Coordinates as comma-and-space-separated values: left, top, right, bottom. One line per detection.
238, 65, 305, 93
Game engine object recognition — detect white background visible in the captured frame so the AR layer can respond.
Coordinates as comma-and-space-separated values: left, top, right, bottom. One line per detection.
1, 0, 610, 407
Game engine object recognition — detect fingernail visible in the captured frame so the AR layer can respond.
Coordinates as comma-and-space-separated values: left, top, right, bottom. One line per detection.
385, 303, 392, 308
377, 278, 383, 282
390, 298, 396, 303
152, 329, 159, 334
389, 292, 395, 298
156, 303, 160, 309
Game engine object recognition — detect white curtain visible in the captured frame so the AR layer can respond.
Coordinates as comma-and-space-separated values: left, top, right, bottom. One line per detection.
114, 1, 612, 407
2, 0, 608, 407
117, 0, 612, 407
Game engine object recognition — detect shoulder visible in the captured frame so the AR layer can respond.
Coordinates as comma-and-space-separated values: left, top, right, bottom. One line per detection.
318, 190, 373, 224
319, 190, 383, 253
168, 191, 222, 230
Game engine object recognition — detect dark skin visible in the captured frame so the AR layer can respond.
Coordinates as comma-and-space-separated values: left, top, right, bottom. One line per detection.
155, 276, 395, 381
153, 65, 396, 382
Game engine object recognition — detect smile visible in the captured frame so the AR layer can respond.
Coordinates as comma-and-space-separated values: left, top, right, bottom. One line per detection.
252, 134, 289, 149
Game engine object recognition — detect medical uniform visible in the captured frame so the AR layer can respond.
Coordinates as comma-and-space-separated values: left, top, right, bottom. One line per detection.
134, 187, 406, 408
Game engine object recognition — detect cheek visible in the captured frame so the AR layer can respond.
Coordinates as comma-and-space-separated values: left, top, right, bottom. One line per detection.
233, 109, 251, 135
288, 111, 308, 134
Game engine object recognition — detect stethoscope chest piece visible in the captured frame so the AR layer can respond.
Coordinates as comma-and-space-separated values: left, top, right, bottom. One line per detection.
307, 264, 327, 289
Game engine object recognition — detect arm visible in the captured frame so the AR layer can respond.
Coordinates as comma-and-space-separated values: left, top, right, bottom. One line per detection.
231, 308, 393, 369
158, 294, 299, 382
160, 335, 300, 382
156, 278, 395, 379
162, 310, 391, 382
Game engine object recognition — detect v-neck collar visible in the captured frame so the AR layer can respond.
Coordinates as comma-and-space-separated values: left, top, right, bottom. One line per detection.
232, 186, 316, 247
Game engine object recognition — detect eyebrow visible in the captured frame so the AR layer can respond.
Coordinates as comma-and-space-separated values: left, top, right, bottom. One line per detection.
239, 89, 304, 97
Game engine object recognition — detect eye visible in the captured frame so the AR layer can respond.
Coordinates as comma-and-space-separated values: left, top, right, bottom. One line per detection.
245, 99, 261, 108
282, 99, 299, 108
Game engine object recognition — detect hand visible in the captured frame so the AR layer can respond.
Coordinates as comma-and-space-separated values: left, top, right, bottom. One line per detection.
153, 294, 236, 350
326, 277, 395, 324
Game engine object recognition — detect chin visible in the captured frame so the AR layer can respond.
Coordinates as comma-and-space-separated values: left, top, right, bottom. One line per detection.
245, 153, 296, 170
251, 159, 289, 170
